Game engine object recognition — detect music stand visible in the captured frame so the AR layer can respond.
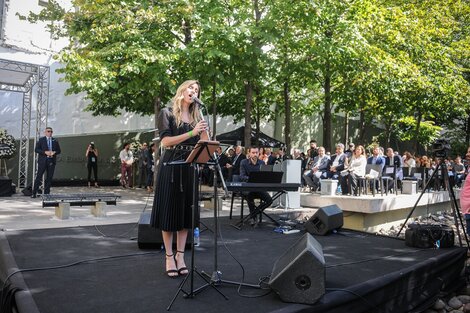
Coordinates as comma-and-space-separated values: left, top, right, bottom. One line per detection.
167, 140, 228, 310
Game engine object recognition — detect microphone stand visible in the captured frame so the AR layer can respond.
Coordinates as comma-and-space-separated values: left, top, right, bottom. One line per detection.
193, 99, 261, 294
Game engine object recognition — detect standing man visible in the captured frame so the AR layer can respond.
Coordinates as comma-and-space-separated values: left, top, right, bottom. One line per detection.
146, 143, 157, 192
239, 147, 273, 226
137, 142, 148, 188
120, 143, 134, 188
32, 127, 61, 198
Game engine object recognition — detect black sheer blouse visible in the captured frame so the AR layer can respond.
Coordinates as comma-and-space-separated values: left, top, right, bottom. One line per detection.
158, 107, 199, 146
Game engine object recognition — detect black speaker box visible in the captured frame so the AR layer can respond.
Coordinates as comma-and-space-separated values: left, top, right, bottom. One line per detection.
0, 177, 13, 197
137, 212, 192, 249
269, 233, 325, 304
305, 204, 343, 236
405, 223, 454, 248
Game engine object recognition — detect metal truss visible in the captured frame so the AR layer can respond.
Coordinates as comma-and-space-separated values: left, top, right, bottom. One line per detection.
18, 89, 32, 188
0, 58, 49, 188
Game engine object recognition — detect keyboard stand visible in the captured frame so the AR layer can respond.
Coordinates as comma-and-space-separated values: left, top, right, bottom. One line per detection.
231, 191, 284, 229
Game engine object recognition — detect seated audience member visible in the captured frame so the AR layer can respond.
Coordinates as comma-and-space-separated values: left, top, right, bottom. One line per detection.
402, 151, 416, 169
226, 145, 244, 181
383, 147, 403, 192
303, 146, 330, 191
307, 140, 319, 161
367, 146, 385, 169
419, 155, 432, 168
452, 156, 465, 188
265, 148, 277, 165
327, 144, 347, 194
239, 147, 273, 226
344, 143, 355, 160
208, 146, 230, 186
367, 146, 385, 192
275, 148, 290, 163
341, 145, 367, 196
259, 147, 268, 164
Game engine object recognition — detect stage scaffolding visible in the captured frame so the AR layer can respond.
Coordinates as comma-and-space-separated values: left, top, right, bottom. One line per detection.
0, 58, 50, 188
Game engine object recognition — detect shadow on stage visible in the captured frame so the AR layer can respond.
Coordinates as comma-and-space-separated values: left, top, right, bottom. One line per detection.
0, 216, 466, 313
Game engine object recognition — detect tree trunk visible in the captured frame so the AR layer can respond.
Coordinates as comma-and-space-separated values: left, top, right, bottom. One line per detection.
359, 109, 366, 144
284, 81, 291, 154
343, 111, 349, 146
183, 18, 192, 44
413, 110, 422, 153
244, 81, 253, 148
255, 104, 260, 147
322, 63, 332, 153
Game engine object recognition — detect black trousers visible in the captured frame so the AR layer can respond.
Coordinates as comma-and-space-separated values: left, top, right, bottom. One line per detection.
87, 162, 98, 183
246, 191, 273, 218
33, 159, 55, 195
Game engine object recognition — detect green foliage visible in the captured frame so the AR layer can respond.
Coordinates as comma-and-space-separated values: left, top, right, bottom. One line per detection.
22, 0, 470, 150
394, 116, 442, 148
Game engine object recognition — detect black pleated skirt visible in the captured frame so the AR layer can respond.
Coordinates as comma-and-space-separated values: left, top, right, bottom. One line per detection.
150, 149, 199, 232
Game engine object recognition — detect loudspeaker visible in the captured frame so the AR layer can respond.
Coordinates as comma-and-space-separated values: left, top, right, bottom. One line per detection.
22, 184, 32, 196
269, 233, 325, 304
0, 177, 13, 197
137, 212, 192, 249
305, 205, 343, 235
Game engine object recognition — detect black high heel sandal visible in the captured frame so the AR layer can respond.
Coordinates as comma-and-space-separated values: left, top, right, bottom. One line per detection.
175, 251, 188, 276
165, 253, 179, 278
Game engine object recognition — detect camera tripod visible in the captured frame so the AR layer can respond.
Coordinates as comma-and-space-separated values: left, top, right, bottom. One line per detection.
397, 158, 470, 248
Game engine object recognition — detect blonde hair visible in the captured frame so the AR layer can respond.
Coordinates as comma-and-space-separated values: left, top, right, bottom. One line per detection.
172, 80, 202, 128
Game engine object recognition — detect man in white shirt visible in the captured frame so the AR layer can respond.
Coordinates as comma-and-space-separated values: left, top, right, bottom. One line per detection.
119, 143, 134, 188
303, 147, 330, 191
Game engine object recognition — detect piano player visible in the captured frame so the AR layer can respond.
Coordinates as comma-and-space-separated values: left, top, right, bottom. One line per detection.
239, 147, 273, 226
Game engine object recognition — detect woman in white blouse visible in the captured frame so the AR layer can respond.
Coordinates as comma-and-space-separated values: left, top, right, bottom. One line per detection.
341, 145, 367, 196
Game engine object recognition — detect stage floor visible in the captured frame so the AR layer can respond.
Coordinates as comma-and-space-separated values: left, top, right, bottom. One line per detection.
0, 216, 466, 313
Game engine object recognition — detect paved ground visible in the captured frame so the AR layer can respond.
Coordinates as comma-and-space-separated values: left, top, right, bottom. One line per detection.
0, 186, 310, 231
0, 186, 235, 231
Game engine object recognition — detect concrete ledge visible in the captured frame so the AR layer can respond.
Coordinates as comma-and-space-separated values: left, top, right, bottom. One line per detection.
402, 180, 417, 194
202, 196, 223, 211
320, 179, 338, 196
55, 203, 70, 220
301, 189, 461, 232
91, 201, 107, 217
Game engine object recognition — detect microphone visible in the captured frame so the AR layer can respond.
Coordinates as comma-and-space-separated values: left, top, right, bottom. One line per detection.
191, 95, 204, 106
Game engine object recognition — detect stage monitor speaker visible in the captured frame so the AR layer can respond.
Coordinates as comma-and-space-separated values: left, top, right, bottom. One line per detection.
305, 204, 343, 236
0, 177, 13, 197
269, 233, 325, 304
137, 212, 192, 249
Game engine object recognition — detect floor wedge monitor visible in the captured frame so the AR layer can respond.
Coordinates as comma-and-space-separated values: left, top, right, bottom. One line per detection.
304, 204, 343, 236
269, 233, 325, 304
137, 212, 192, 249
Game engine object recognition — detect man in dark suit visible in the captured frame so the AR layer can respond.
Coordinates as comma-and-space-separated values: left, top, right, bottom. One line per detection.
367, 146, 385, 170
383, 147, 403, 192
226, 145, 244, 181
265, 148, 277, 165
327, 143, 348, 194
32, 127, 61, 198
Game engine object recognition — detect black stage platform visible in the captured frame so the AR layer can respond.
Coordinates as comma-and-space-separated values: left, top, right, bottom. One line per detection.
0, 216, 467, 313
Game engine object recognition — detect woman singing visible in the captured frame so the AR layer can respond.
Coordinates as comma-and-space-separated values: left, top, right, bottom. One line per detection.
150, 80, 208, 278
